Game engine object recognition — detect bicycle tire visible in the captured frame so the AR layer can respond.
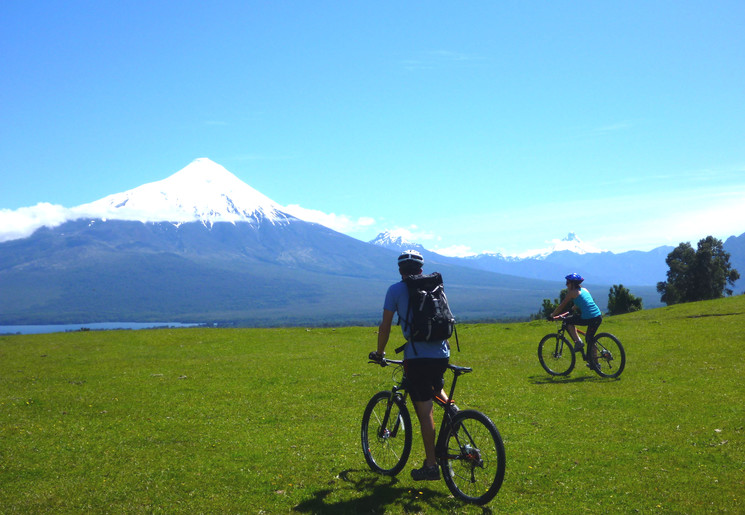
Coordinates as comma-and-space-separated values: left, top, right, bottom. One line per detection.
538, 333, 576, 376
440, 409, 506, 505
590, 333, 626, 379
361, 390, 412, 476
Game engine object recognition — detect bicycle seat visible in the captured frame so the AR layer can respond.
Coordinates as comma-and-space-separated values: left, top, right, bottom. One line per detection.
449, 364, 473, 375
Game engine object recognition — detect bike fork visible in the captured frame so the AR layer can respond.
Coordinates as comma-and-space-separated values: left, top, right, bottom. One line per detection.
380, 392, 405, 439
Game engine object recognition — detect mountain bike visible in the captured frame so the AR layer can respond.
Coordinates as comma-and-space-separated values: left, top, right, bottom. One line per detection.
361, 357, 506, 505
538, 313, 626, 378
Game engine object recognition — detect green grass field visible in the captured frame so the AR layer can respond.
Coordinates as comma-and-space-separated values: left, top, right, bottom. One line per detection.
2, 296, 743, 513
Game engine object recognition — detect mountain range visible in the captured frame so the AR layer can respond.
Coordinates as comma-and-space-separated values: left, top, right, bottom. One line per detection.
370, 231, 678, 287
1, 158, 742, 327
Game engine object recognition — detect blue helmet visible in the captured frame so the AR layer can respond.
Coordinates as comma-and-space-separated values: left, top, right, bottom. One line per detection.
565, 273, 584, 283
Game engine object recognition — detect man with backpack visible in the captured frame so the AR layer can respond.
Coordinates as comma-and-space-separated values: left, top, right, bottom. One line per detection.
369, 249, 453, 481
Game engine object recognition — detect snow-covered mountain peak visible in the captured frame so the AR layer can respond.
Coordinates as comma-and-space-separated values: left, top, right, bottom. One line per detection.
553, 232, 603, 254
74, 158, 295, 226
369, 230, 423, 251
162, 158, 244, 190
520, 232, 605, 259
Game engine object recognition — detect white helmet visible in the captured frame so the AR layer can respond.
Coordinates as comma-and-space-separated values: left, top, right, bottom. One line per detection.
398, 249, 424, 266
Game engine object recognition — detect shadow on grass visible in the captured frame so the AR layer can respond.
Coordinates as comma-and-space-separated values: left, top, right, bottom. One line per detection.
528, 374, 606, 385
292, 469, 495, 514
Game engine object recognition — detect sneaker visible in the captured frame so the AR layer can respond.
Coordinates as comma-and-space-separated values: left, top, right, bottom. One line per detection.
411, 462, 440, 481
586, 360, 599, 371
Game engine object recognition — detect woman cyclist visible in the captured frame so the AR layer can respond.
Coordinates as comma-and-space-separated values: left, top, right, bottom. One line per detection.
550, 273, 602, 365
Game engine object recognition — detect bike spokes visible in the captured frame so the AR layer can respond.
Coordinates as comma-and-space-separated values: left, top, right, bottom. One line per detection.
590, 334, 626, 379
441, 411, 505, 505
361, 391, 412, 476
597, 347, 613, 367
538, 333, 576, 376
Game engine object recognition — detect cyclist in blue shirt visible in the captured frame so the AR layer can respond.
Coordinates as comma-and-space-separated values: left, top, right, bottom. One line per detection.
550, 273, 603, 358
370, 249, 450, 481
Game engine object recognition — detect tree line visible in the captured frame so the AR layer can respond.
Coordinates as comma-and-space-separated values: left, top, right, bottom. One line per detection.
535, 235, 740, 318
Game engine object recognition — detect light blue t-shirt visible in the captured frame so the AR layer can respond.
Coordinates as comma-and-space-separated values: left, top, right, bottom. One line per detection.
384, 281, 451, 360
574, 288, 602, 319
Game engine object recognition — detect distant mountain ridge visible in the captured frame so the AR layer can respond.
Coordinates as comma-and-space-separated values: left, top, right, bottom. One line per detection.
0, 159, 565, 326
515, 232, 605, 258
0, 159, 741, 327
369, 230, 744, 291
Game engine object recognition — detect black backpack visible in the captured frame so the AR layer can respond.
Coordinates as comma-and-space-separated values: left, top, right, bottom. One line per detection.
396, 272, 459, 354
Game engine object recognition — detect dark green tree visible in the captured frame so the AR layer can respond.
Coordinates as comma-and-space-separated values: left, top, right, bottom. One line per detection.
534, 298, 558, 320
534, 289, 568, 320
607, 284, 643, 315
657, 236, 740, 305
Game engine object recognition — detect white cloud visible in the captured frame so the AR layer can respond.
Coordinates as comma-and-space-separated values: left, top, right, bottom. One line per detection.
594, 121, 632, 133
385, 225, 437, 244
641, 196, 745, 247
385, 227, 416, 240
0, 203, 72, 242
0, 199, 378, 244
428, 50, 483, 62
282, 204, 376, 234
433, 244, 475, 258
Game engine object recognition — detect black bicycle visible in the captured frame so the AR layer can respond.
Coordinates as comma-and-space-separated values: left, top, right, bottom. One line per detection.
538, 313, 626, 378
361, 357, 506, 505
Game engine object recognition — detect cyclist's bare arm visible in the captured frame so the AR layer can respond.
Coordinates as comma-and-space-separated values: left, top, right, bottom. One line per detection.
376, 309, 395, 356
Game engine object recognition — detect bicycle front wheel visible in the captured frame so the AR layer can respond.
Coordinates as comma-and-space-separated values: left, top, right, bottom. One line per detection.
590, 333, 626, 378
440, 409, 506, 505
361, 391, 412, 476
538, 333, 576, 376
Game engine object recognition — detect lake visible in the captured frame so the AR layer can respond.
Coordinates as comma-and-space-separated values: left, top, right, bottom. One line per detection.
0, 322, 202, 335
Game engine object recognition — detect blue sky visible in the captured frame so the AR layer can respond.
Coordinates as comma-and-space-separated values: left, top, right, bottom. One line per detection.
1, 1, 743, 256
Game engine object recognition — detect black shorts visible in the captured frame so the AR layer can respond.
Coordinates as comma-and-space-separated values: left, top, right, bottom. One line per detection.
566, 315, 602, 341
404, 358, 449, 402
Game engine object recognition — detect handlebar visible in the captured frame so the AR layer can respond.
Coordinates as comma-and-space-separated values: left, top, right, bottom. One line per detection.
549, 312, 571, 321
367, 356, 472, 375
368, 357, 403, 367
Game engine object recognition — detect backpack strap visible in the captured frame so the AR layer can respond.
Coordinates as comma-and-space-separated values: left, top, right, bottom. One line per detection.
396, 331, 457, 354
394, 281, 418, 355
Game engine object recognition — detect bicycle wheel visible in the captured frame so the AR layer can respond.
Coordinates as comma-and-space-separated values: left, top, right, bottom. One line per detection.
361, 390, 412, 476
538, 333, 576, 376
440, 409, 506, 505
589, 333, 626, 379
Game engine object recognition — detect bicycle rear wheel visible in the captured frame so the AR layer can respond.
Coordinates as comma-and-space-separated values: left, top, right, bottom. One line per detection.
538, 333, 576, 376
440, 409, 506, 505
590, 333, 626, 378
361, 391, 412, 476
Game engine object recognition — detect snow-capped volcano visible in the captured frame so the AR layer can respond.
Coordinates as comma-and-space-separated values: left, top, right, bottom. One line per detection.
369, 229, 420, 249
519, 232, 604, 259
76, 158, 295, 226
368, 230, 431, 257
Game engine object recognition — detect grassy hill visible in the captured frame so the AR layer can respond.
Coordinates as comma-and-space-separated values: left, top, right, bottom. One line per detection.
1, 296, 743, 512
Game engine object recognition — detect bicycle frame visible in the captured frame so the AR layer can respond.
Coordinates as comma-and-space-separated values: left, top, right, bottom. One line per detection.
372, 358, 470, 454
363, 356, 506, 505
554, 312, 592, 361
540, 312, 625, 379
433, 366, 474, 460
